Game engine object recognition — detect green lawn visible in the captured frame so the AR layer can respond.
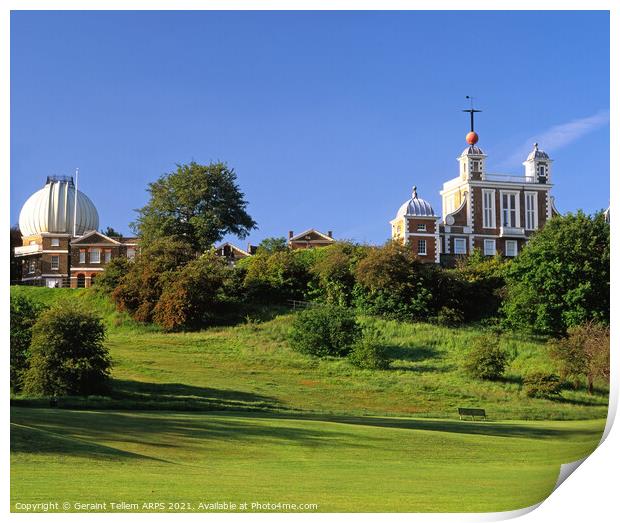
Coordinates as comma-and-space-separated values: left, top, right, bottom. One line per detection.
10, 287, 610, 512
10, 407, 604, 512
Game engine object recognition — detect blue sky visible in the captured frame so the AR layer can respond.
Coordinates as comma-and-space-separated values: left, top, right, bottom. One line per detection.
10, 10, 609, 246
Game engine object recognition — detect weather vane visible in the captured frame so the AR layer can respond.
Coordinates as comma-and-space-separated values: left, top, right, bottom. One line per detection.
462, 95, 482, 133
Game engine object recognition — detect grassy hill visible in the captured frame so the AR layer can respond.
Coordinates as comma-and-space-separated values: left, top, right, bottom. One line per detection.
10, 286, 608, 420
10, 286, 609, 512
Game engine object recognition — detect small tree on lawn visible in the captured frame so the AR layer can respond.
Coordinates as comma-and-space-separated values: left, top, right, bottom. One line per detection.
289, 305, 360, 357
463, 334, 507, 380
549, 321, 610, 394
10, 294, 47, 392
22, 301, 111, 396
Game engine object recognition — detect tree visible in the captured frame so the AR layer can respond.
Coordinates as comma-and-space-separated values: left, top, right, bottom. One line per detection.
10, 294, 47, 392
132, 162, 256, 253
256, 237, 288, 254
94, 256, 131, 294
112, 236, 195, 323
152, 252, 232, 331
353, 241, 432, 320
503, 211, 609, 335
289, 305, 360, 357
463, 334, 507, 380
22, 301, 111, 396
101, 226, 123, 238
549, 321, 610, 394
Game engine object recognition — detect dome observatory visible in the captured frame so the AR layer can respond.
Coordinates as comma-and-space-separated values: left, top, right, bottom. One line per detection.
19, 176, 99, 237
390, 186, 439, 263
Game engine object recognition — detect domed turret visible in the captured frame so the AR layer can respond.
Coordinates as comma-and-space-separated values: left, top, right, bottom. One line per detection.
395, 186, 436, 218
523, 143, 552, 183
18, 176, 99, 237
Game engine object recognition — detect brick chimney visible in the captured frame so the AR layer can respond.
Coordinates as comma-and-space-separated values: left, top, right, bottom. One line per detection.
288, 230, 294, 239
327, 230, 333, 238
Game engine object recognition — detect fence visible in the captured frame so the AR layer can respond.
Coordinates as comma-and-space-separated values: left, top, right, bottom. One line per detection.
287, 299, 321, 310
11, 277, 76, 288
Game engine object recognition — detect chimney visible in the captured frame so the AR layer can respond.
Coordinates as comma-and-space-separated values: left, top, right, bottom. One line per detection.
288, 230, 294, 239
327, 230, 333, 238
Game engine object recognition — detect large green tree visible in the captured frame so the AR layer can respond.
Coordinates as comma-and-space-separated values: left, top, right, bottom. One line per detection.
503, 211, 609, 336
133, 162, 256, 252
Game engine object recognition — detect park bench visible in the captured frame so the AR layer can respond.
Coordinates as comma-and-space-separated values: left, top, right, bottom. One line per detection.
458, 407, 486, 421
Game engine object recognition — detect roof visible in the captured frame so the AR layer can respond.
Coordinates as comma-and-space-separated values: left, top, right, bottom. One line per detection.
526, 143, 550, 161
19, 177, 99, 237
460, 144, 485, 156
395, 186, 436, 218
289, 229, 334, 242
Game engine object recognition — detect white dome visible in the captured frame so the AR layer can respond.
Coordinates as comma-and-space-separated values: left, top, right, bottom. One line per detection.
526, 142, 550, 161
395, 186, 436, 218
461, 144, 485, 156
18, 176, 99, 237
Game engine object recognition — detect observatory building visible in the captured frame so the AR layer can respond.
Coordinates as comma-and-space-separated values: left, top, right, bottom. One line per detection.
14, 176, 138, 287
390, 107, 560, 264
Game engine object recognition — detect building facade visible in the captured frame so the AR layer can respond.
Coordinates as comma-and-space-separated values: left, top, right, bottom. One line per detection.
391, 129, 560, 263
14, 176, 137, 288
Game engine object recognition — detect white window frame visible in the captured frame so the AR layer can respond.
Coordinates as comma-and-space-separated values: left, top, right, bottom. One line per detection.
51, 238, 60, 247
483, 239, 496, 256
50, 255, 60, 270
505, 240, 518, 257
482, 189, 496, 229
90, 248, 101, 264
79, 250, 86, 263
500, 190, 520, 228
417, 223, 427, 232
126, 247, 136, 260
524, 191, 538, 231
538, 164, 546, 178
104, 249, 112, 263
453, 238, 467, 255
417, 239, 427, 256
28, 259, 36, 274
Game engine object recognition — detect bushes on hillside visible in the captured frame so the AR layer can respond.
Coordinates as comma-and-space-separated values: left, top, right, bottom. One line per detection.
348, 330, 391, 370
10, 295, 47, 392
93, 256, 131, 294
111, 237, 195, 323
353, 241, 433, 320
463, 335, 507, 380
503, 211, 609, 336
153, 253, 233, 331
289, 305, 360, 357
548, 321, 610, 394
523, 372, 562, 399
22, 301, 111, 396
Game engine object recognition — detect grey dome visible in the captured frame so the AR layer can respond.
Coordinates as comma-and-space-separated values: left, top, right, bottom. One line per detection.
395, 186, 436, 218
19, 176, 99, 237
461, 144, 485, 156
527, 143, 549, 161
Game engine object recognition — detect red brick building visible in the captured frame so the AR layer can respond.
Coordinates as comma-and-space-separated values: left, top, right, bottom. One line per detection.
391, 127, 559, 264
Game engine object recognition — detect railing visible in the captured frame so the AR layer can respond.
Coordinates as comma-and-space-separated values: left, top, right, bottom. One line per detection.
483, 173, 536, 184
14, 244, 42, 256
287, 299, 320, 310
12, 277, 76, 288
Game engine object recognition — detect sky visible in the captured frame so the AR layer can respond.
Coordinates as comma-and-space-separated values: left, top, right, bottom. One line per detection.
10, 10, 610, 246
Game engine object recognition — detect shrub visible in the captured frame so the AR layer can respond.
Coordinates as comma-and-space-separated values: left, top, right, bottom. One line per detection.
436, 306, 464, 327
289, 305, 360, 357
523, 372, 562, 399
348, 331, 390, 370
94, 256, 131, 294
152, 252, 232, 331
503, 211, 609, 335
463, 335, 507, 380
10, 294, 47, 392
22, 301, 111, 396
353, 241, 433, 320
548, 321, 610, 394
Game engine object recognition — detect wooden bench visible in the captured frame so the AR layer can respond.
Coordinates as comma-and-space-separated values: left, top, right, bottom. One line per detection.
458, 407, 486, 421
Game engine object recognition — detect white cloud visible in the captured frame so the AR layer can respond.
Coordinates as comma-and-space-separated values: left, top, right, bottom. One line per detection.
499, 109, 609, 168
